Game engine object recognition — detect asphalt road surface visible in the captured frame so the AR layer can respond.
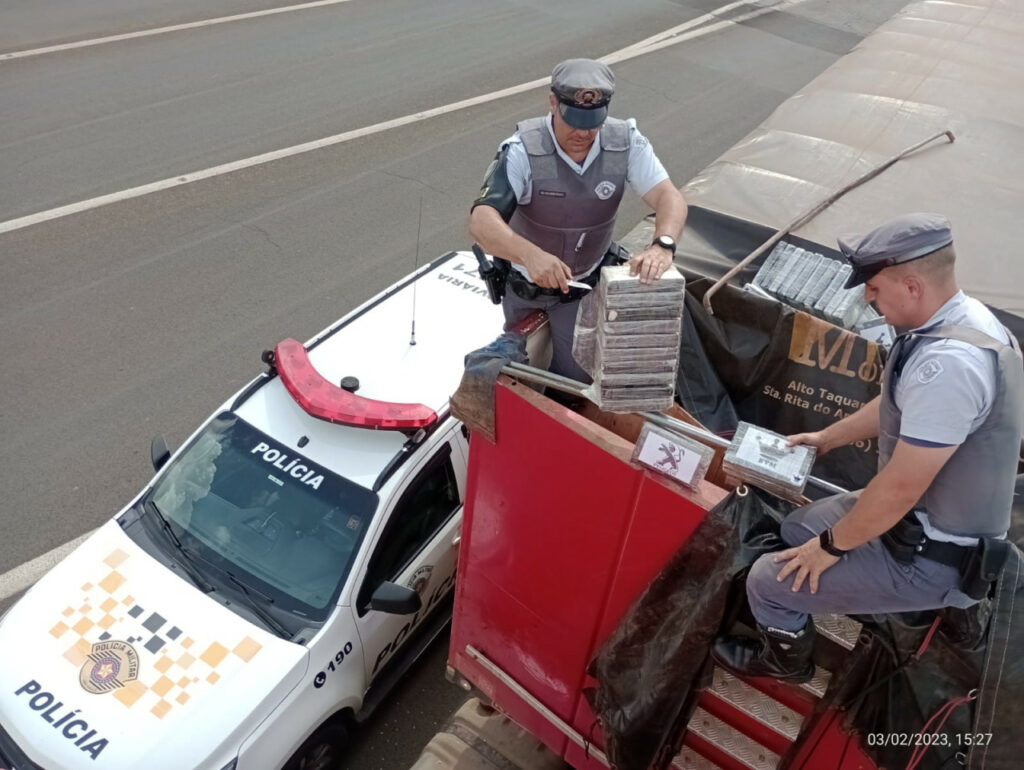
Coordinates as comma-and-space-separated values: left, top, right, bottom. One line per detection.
2, 0, 909, 766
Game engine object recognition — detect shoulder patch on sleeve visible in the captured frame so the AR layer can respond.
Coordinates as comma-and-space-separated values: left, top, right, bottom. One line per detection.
914, 358, 945, 384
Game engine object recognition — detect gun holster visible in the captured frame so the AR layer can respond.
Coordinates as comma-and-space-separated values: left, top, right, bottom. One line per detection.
960, 537, 1011, 600
486, 257, 510, 304
880, 512, 924, 564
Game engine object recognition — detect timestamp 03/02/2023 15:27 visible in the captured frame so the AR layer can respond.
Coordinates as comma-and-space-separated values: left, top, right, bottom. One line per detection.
866, 732, 993, 748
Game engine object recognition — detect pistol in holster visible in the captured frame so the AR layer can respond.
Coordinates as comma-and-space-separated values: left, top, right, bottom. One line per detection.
879, 513, 925, 564
471, 244, 508, 305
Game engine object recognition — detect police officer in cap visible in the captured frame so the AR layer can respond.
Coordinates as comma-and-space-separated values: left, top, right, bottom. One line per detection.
469, 58, 688, 382
713, 213, 1024, 682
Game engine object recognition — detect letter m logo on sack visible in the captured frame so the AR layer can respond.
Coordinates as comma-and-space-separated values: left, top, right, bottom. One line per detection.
788, 313, 883, 384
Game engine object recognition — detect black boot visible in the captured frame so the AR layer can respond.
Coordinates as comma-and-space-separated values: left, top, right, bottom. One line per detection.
711, 621, 815, 683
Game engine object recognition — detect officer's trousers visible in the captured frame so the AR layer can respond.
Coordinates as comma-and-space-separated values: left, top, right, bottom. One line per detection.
502, 291, 591, 384
747, 491, 977, 632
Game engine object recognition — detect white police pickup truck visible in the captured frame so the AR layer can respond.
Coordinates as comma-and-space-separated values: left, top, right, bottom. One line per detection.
0, 251, 543, 770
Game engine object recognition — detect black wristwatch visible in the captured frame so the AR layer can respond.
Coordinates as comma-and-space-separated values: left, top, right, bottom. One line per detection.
652, 235, 676, 256
819, 528, 849, 557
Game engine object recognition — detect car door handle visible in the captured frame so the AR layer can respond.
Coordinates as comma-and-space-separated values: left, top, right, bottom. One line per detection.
451, 534, 461, 549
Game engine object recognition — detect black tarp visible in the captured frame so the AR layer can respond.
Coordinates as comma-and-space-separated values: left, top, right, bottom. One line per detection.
585, 488, 792, 770
811, 613, 982, 770
677, 274, 884, 494
817, 540, 1024, 770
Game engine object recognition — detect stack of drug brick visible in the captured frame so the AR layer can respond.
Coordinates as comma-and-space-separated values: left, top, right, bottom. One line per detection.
573, 265, 686, 413
749, 241, 885, 333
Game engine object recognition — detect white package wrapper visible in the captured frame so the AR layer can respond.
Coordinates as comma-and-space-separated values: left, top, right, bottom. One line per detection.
753, 241, 788, 290
632, 422, 715, 489
723, 422, 817, 498
813, 265, 852, 314
766, 243, 798, 294
805, 259, 840, 307
605, 305, 683, 322
600, 319, 683, 336
787, 252, 823, 305
777, 249, 809, 301
793, 255, 828, 308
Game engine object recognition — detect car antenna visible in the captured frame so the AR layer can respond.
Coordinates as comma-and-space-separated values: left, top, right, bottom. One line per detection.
410, 197, 422, 347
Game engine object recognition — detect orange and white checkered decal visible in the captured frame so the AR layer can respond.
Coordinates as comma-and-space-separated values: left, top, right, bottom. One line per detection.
48, 549, 262, 720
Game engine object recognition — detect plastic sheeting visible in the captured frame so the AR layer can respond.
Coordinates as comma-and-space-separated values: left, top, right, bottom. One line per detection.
585, 488, 792, 770
677, 0, 1024, 334
817, 531, 1024, 770
677, 274, 883, 494
814, 613, 981, 770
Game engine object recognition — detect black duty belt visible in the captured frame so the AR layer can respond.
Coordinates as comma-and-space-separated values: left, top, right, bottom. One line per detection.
505, 242, 628, 303
880, 510, 973, 568
881, 510, 1010, 600
917, 538, 975, 570
506, 270, 593, 302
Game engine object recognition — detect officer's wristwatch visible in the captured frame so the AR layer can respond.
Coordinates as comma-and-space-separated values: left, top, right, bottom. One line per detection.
652, 235, 676, 256
819, 528, 849, 557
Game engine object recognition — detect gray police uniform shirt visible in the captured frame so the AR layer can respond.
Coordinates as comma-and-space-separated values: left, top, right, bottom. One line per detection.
891, 291, 1014, 543
895, 292, 1008, 443
500, 116, 668, 280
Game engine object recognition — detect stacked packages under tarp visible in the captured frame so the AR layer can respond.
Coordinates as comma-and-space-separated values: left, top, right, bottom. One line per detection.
748, 241, 889, 340
573, 265, 686, 413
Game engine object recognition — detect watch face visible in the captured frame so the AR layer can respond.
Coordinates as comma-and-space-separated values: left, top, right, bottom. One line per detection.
655, 236, 676, 253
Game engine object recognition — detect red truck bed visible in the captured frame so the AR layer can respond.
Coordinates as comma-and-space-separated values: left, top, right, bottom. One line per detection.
449, 378, 725, 768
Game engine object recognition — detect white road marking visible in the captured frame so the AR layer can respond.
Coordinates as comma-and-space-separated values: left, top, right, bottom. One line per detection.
0, 0, 803, 238
0, 0, 808, 596
0, 530, 95, 602
1, 0, 355, 61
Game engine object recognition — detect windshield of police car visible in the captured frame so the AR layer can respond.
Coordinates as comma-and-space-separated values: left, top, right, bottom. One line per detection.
148, 413, 377, 616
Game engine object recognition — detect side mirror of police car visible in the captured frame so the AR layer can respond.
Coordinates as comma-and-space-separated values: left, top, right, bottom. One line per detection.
150, 435, 172, 471
368, 581, 423, 615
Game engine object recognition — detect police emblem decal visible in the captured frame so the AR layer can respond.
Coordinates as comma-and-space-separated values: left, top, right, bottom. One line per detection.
573, 88, 603, 106
407, 565, 434, 596
594, 181, 616, 200
915, 359, 944, 384
80, 640, 139, 694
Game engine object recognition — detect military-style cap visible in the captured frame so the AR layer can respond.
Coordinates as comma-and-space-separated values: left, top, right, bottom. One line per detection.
838, 213, 954, 289
551, 59, 614, 130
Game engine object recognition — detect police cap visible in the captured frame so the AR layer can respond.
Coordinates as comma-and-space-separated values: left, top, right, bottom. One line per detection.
551, 59, 614, 130
838, 213, 954, 289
